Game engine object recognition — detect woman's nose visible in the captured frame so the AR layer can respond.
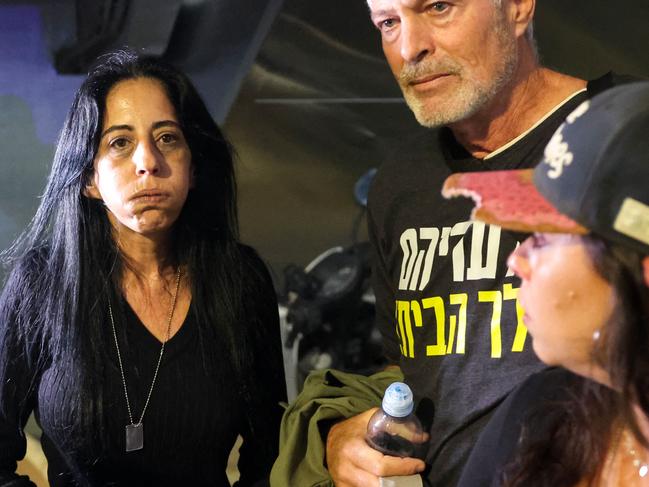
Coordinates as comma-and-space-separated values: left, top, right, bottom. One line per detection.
133, 141, 161, 175
507, 240, 532, 280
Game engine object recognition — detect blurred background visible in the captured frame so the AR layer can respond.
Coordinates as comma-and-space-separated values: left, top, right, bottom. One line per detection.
1, 0, 649, 483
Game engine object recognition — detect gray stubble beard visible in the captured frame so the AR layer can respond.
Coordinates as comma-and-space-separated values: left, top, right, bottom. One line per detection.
399, 17, 519, 129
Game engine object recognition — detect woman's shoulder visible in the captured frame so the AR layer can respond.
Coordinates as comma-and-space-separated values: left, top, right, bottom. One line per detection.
236, 243, 271, 274
458, 368, 582, 487
510, 367, 581, 406
494, 368, 582, 429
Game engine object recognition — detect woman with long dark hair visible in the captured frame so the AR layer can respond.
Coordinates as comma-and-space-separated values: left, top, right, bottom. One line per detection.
0, 50, 286, 486
444, 82, 649, 486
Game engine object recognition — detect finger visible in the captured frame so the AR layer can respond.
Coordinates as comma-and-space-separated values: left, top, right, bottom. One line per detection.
347, 436, 387, 468
372, 455, 426, 478
336, 467, 380, 487
348, 440, 425, 477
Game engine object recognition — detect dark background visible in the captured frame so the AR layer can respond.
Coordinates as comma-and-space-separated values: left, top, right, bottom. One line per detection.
1, 0, 648, 287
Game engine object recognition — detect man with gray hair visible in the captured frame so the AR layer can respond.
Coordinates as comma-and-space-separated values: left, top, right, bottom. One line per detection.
323, 0, 628, 485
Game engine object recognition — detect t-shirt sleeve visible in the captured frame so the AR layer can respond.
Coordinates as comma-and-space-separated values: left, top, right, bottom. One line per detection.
367, 177, 401, 365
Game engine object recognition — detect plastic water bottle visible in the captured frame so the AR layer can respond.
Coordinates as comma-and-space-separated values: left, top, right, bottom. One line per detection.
366, 382, 427, 458
366, 382, 427, 487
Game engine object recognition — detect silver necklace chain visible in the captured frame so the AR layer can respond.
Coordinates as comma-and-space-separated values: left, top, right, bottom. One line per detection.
108, 268, 182, 426
624, 428, 649, 478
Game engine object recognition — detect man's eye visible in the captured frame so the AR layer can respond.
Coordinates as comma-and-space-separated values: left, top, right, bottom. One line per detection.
379, 18, 398, 31
428, 2, 450, 12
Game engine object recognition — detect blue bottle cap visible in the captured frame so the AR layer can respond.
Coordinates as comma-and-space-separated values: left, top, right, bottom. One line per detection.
382, 382, 414, 418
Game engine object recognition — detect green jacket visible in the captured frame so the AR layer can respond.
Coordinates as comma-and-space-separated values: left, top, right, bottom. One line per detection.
270, 367, 404, 487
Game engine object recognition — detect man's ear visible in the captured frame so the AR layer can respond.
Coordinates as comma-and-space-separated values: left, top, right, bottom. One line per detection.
507, 0, 536, 39
642, 256, 649, 288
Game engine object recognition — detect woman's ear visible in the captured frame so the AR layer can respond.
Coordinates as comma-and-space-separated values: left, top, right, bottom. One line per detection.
83, 176, 101, 199
643, 256, 649, 288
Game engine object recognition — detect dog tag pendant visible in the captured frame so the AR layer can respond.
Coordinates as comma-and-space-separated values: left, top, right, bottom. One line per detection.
125, 423, 144, 452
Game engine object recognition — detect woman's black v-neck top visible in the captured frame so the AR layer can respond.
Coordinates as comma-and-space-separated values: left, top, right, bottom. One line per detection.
41, 302, 245, 486
0, 248, 286, 487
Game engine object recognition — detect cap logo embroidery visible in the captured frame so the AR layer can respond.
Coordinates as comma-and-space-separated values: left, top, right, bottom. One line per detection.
543, 100, 591, 179
613, 197, 649, 247
566, 100, 590, 123
543, 125, 573, 179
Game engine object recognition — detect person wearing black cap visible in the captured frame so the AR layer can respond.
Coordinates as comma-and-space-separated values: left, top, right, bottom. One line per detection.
320, 0, 638, 486
443, 82, 649, 486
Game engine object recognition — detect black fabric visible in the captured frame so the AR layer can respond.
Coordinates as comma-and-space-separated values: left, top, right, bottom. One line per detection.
456, 368, 579, 487
0, 247, 286, 487
367, 75, 617, 486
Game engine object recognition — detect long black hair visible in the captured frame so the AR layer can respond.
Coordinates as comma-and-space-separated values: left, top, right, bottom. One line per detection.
502, 234, 649, 486
0, 50, 271, 464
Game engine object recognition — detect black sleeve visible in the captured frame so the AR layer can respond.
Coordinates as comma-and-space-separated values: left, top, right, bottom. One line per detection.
0, 274, 39, 487
235, 246, 287, 487
456, 368, 574, 487
367, 176, 401, 365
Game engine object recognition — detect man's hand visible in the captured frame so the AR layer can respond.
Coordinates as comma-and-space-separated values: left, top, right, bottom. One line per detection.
325, 408, 426, 487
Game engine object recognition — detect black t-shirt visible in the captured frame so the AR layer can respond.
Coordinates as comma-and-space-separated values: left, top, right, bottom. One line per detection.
456, 367, 580, 487
0, 246, 286, 487
367, 74, 622, 486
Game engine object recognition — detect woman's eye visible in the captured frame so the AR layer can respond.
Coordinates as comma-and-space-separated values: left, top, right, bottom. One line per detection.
160, 133, 176, 144
530, 233, 549, 248
158, 133, 180, 146
109, 137, 130, 150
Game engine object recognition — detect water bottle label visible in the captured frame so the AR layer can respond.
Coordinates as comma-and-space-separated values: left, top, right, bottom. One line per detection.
379, 475, 423, 487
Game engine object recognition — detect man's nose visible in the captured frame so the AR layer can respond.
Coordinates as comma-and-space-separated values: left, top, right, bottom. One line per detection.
400, 17, 433, 64
133, 140, 161, 176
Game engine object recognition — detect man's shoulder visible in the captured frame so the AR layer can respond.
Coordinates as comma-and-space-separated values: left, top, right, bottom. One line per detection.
587, 71, 645, 96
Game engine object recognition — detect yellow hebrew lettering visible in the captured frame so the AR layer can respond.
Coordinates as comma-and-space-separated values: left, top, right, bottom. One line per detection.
478, 290, 503, 358
410, 300, 423, 358
421, 296, 446, 356
396, 301, 412, 358
448, 293, 468, 354
503, 283, 528, 352
396, 300, 422, 358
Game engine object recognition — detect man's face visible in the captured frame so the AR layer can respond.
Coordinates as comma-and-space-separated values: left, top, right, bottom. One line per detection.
368, 0, 519, 128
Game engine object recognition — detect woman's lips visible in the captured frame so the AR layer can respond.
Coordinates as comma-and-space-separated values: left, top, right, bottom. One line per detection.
130, 189, 169, 203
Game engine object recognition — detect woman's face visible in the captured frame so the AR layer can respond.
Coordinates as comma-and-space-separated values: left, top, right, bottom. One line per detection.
508, 233, 615, 382
86, 77, 193, 238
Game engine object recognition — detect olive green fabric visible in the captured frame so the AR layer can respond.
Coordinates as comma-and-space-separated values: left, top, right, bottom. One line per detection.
270, 367, 404, 487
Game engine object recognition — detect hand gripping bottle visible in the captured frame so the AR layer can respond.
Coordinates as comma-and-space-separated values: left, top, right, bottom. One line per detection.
366, 382, 427, 487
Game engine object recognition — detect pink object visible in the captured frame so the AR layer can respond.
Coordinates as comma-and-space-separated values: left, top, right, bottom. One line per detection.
442, 169, 588, 234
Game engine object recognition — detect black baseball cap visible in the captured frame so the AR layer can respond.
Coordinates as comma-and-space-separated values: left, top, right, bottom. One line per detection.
442, 82, 649, 255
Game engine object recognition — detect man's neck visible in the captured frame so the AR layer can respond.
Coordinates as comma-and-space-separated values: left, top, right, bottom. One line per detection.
448, 66, 587, 159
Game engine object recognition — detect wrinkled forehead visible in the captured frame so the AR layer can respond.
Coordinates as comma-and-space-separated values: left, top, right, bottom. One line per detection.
367, 0, 422, 12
